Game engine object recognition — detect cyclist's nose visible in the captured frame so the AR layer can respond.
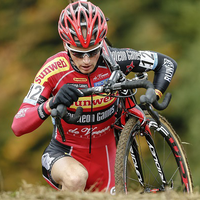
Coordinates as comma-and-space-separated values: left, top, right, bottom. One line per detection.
82, 54, 90, 63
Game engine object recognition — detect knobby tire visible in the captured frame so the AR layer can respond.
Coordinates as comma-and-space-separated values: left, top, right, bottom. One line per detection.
115, 112, 193, 194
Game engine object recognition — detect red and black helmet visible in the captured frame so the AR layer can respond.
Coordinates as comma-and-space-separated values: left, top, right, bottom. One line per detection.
58, 1, 108, 48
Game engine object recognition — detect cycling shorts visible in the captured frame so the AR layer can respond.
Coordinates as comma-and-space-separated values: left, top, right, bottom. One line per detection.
41, 138, 116, 193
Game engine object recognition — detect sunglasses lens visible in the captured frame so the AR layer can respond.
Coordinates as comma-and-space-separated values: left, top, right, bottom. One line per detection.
70, 46, 101, 58
89, 48, 101, 57
70, 51, 84, 58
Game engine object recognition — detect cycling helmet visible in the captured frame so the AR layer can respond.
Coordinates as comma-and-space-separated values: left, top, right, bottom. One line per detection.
58, 1, 108, 48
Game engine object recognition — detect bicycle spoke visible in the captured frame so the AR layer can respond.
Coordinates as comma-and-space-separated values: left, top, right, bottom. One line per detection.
115, 115, 193, 193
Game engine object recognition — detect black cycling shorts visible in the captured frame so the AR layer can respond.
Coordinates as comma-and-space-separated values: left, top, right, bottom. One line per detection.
41, 138, 72, 190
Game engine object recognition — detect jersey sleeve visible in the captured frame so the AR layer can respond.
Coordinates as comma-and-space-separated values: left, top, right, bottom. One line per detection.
12, 51, 72, 137
109, 47, 177, 98
11, 59, 54, 137
12, 52, 71, 137
11, 83, 52, 137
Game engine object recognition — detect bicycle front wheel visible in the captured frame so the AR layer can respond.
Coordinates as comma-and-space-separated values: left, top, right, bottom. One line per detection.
115, 113, 193, 194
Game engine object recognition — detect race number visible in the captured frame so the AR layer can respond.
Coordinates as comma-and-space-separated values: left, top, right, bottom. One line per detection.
139, 51, 158, 70
23, 83, 44, 105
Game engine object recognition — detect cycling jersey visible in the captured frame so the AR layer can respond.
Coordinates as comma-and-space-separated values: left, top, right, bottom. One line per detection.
11, 41, 177, 191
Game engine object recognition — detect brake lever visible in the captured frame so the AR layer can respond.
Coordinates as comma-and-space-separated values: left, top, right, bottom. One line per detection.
145, 103, 161, 128
51, 105, 84, 142
55, 117, 66, 142
51, 104, 67, 142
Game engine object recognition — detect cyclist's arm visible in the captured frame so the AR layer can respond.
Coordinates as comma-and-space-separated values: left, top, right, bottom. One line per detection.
11, 82, 52, 136
12, 52, 71, 136
11, 61, 53, 137
11, 99, 51, 136
151, 51, 177, 98
109, 47, 177, 98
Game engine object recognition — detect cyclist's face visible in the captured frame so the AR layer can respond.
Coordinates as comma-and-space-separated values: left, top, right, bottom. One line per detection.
66, 43, 101, 74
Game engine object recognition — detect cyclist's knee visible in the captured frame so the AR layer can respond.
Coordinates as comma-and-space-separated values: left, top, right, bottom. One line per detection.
62, 169, 88, 191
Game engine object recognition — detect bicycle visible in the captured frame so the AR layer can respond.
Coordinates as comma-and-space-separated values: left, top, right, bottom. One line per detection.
51, 40, 193, 194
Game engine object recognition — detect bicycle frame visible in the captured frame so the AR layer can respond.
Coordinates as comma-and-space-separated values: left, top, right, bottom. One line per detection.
113, 91, 168, 192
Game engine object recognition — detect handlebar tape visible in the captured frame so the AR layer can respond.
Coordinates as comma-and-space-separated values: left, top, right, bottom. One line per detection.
51, 105, 83, 123
121, 80, 171, 110
152, 93, 172, 110
81, 88, 94, 96
64, 107, 83, 124
121, 79, 154, 90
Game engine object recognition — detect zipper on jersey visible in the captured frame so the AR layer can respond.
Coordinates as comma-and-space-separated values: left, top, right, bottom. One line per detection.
88, 75, 93, 154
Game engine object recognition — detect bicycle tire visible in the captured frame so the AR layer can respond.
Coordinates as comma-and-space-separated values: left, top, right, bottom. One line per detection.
115, 112, 193, 194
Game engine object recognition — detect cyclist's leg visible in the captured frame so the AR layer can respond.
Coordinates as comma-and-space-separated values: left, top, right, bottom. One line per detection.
51, 156, 88, 191
42, 138, 88, 191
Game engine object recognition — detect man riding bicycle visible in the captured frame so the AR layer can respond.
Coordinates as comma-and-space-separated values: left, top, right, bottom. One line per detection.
12, 1, 177, 193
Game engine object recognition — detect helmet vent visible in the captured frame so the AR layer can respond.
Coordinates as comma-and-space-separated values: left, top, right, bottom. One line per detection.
80, 12, 87, 39
60, 12, 65, 27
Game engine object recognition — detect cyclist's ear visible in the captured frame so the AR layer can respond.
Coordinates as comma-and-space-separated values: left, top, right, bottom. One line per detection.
63, 42, 68, 52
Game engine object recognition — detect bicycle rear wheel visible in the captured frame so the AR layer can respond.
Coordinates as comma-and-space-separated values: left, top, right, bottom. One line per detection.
115, 112, 193, 194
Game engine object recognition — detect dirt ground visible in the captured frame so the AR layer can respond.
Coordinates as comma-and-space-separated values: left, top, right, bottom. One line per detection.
0, 181, 200, 200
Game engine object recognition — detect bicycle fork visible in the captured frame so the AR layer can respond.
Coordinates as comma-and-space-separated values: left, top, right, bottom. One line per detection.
144, 132, 167, 192
128, 105, 168, 192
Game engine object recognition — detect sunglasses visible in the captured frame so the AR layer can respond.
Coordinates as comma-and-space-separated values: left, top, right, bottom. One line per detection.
65, 42, 102, 58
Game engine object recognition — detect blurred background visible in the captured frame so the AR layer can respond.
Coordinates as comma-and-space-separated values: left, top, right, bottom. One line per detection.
0, 0, 200, 191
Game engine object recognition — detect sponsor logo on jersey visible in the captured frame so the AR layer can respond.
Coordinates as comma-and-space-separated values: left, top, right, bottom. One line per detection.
73, 78, 88, 82
94, 78, 108, 87
68, 104, 115, 125
68, 125, 110, 138
34, 57, 70, 85
70, 95, 116, 109
15, 108, 29, 118
111, 50, 127, 62
126, 49, 140, 60
163, 58, 174, 82
126, 61, 135, 73
69, 83, 88, 88
93, 73, 109, 81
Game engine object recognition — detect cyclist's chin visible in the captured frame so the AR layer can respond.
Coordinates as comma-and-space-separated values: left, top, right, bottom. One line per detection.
79, 66, 94, 74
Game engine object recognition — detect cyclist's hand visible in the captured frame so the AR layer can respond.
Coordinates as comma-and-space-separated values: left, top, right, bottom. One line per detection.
49, 84, 84, 109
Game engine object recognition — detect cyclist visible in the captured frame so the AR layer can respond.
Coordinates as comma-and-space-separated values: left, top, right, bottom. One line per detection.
11, 1, 177, 193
